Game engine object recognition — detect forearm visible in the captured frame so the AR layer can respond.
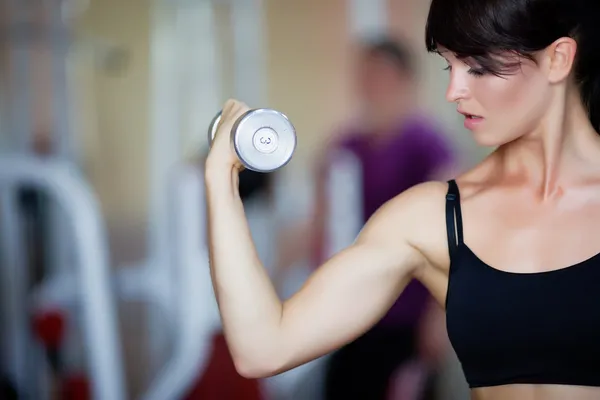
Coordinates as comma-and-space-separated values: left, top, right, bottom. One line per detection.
205, 164, 283, 373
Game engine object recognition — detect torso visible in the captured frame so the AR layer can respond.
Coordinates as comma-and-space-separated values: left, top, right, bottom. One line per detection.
409, 152, 600, 400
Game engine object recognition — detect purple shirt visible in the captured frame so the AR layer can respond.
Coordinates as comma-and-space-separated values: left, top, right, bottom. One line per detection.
332, 115, 454, 328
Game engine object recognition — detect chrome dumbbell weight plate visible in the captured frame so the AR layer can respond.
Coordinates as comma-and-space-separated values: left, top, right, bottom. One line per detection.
208, 108, 296, 172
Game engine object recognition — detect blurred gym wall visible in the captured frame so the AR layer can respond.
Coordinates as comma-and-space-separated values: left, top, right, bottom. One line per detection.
75, 0, 150, 246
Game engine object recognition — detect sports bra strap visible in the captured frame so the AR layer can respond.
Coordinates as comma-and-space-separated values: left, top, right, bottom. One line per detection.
446, 179, 464, 257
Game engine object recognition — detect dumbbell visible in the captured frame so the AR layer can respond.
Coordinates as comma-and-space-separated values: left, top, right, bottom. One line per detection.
208, 108, 297, 172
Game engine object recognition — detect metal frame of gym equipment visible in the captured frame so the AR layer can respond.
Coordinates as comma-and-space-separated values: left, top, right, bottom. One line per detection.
0, 159, 219, 400
0, 155, 127, 400
22, 159, 219, 400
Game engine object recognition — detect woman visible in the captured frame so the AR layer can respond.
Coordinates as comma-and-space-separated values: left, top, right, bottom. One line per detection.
204, 0, 600, 399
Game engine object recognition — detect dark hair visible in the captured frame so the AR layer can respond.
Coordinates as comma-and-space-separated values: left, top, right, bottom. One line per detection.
425, 0, 600, 132
362, 36, 415, 77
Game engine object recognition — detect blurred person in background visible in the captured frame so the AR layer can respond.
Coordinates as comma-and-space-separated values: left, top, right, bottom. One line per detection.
312, 36, 459, 400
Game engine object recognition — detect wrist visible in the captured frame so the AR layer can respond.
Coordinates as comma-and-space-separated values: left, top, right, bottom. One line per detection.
205, 154, 236, 173
205, 159, 239, 186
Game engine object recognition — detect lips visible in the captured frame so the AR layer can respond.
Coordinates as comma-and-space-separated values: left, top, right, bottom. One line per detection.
460, 110, 484, 130
458, 109, 483, 119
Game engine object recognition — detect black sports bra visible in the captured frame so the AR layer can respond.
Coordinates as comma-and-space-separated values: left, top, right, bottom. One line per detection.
444, 180, 600, 388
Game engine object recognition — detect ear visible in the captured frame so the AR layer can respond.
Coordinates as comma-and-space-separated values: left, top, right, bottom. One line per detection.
545, 37, 577, 83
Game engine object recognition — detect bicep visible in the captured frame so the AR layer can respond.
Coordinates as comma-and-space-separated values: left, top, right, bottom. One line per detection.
275, 195, 428, 372
279, 243, 421, 368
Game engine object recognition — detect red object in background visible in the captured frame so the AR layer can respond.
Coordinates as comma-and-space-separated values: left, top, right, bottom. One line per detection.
61, 374, 91, 400
32, 309, 65, 348
32, 310, 90, 400
184, 333, 263, 400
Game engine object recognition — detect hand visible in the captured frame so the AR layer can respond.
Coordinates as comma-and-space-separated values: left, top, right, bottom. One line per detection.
206, 99, 251, 172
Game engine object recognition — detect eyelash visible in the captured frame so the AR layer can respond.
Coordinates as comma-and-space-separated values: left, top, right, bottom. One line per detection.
442, 65, 485, 77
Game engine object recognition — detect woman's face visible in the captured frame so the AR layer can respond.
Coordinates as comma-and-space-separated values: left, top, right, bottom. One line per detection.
440, 49, 552, 146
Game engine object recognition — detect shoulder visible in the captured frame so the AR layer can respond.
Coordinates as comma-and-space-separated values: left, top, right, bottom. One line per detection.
384, 180, 450, 229
367, 180, 450, 226
361, 152, 497, 262
358, 181, 451, 260
358, 158, 497, 272
349, 180, 455, 284
387, 180, 450, 209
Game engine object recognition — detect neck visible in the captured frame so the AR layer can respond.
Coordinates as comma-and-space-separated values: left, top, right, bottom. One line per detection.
499, 88, 600, 200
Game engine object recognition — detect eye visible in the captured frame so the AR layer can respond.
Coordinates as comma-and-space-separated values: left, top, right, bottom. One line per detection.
442, 61, 487, 77
467, 68, 486, 77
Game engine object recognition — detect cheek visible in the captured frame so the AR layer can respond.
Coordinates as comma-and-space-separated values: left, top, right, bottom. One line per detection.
474, 72, 549, 129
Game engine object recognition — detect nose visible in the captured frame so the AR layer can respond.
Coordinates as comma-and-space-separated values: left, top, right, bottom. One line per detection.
445, 70, 470, 103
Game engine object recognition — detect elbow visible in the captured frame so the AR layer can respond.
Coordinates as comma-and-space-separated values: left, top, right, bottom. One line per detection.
232, 354, 284, 379
234, 364, 273, 379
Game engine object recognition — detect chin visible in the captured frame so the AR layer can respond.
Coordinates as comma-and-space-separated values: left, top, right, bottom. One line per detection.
470, 130, 514, 148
